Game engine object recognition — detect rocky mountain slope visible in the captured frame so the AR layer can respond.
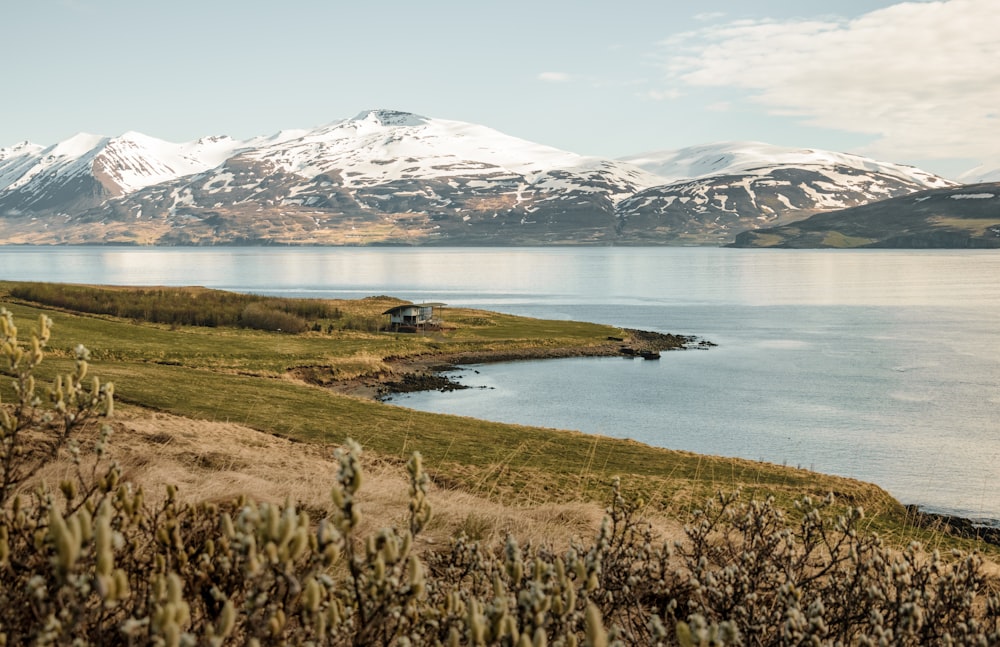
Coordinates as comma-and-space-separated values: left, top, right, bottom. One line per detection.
0, 111, 956, 245
729, 182, 1000, 248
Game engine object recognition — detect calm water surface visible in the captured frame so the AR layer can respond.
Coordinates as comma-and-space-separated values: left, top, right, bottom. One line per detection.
2, 246, 998, 520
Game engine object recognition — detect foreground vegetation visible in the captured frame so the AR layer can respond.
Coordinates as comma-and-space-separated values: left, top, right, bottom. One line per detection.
3, 310, 1000, 645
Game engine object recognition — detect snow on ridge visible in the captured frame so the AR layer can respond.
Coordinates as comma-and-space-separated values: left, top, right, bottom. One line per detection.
45, 133, 109, 159
1, 130, 265, 195
99, 131, 310, 190
0, 141, 43, 159
248, 129, 311, 147
1, 133, 110, 192
0, 141, 46, 191
351, 109, 429, 128
242, 109, 660, 194
620, 141, 952, 189
97, 132, 205, 192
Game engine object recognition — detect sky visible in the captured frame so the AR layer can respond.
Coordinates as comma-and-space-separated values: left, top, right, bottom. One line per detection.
3, 0, 998, 180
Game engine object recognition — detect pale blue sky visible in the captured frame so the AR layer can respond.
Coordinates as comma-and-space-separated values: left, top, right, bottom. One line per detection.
4, 0, 997, 178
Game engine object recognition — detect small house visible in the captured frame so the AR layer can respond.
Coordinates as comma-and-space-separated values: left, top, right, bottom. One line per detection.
382, 302, 445, 332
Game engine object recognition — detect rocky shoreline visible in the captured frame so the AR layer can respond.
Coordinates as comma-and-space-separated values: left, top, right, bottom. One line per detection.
905, 505, 1000, 547
320, 329, 709, 401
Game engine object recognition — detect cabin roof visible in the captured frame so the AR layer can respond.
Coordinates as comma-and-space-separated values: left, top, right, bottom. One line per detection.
381, 302, 446, 316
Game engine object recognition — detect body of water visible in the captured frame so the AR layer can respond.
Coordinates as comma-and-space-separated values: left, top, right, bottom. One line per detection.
2, 246, 998, 520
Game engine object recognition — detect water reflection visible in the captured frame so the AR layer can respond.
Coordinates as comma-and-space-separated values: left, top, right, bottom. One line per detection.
3, 246, 999, 308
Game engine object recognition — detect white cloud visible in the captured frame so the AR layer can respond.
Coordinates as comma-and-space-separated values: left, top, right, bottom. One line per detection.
692, 12, 726, 22
663, 0, 1000, 163
538, 72, 571, 83
644, 88, 684, 101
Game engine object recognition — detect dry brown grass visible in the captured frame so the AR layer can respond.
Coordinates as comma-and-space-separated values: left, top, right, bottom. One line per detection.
324, 352, 394, 381
23, 408, 685, 553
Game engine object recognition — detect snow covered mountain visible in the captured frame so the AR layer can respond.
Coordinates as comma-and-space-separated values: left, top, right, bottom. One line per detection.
1, 110, 665, 245
0, 114, 957, 245
615, 142, 955, 245
238, 109, 658, 194
0, 132, 242, 218
0, 129, 311, 217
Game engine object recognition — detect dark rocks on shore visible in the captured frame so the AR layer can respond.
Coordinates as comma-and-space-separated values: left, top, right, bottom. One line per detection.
622, 329, 699, 350
376, 371, 470, 401
617, 329, 709, 357
905, 505, 1000, 547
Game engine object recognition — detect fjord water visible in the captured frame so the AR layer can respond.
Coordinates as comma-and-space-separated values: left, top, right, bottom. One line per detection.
2, 247, 998, 521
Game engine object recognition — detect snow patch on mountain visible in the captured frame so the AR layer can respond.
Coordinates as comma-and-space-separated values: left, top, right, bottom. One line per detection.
949, 193, 994, 200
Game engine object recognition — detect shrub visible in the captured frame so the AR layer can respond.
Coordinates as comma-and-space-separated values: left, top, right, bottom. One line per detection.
0, 309, 114, 510
238, 302, 309, 333
2, 310, 1000, 645
7, 283, 339, 332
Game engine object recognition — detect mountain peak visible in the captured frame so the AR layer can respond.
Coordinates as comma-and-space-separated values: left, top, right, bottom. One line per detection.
196, 135, 233, 145
350, 109, 428, 128
116, 130, 157, 141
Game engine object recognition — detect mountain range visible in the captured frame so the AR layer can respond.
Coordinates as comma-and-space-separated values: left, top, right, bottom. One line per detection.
1, 109, 995, 247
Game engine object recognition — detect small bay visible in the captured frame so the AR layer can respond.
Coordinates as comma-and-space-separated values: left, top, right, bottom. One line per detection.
2, 246, 998, 520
